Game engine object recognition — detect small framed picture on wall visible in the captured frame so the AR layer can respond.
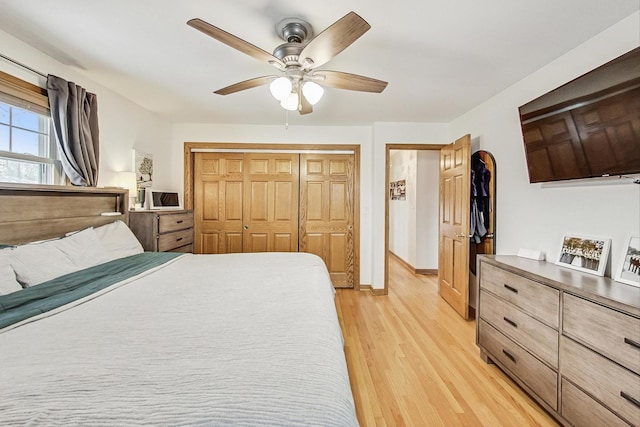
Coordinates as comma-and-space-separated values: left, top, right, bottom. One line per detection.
556, 234, 611, 276
615, 235, 640, 287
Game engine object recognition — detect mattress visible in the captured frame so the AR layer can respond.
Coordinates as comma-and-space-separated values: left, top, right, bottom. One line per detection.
0, 252, 358, 426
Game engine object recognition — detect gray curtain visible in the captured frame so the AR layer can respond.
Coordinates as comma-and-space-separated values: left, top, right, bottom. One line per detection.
47, 74, 100, 186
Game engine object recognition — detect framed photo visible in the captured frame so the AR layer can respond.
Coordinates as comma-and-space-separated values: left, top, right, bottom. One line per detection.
614, 235, 640, 287
556, 234, 611, 276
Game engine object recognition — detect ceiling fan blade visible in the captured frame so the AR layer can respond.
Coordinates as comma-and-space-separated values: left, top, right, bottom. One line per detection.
298, 12, 370, 70
298, 87, 313, 115
315, 70, 388, 93
187, 18, 285, 69
214, 76, 276, 95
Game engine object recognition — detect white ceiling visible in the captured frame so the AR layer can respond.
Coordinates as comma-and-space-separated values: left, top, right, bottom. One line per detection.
0, 0, 638, 126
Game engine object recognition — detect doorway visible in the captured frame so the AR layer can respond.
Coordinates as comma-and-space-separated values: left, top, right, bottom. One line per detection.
384, 144, 444, 294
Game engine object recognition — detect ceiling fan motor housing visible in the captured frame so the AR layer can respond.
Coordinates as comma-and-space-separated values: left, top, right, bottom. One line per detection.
273, 18, 314, 65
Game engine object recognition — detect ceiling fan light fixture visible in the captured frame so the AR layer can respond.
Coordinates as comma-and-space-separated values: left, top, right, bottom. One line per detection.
269, 77, 292, 101
302, 81, 324, 105
280, 91, 299, 111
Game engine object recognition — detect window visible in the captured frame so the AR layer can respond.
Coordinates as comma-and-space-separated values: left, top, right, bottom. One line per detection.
0, 71, 63, 185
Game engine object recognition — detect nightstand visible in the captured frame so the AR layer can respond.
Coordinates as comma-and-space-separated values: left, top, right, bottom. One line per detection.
129, 210, 194, 253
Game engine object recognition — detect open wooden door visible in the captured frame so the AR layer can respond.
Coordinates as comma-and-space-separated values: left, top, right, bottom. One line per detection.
438, 135, 472, 319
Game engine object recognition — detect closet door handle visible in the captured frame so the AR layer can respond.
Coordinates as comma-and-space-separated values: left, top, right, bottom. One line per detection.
503, 317, 518, 328
620, 391, 640, 408
624, 337, 640, 350
503, 284, 518, 294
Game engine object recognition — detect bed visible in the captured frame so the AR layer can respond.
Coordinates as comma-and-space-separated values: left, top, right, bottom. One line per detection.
0, 185, 358, 426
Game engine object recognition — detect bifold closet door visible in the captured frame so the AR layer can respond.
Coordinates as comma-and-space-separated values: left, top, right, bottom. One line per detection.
243, 153, 299, 252
299, 154, 355, 288
194, 153, 244, 254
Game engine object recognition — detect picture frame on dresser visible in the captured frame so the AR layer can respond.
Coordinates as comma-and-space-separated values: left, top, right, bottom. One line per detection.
615, 235, 640, 287
556, 234, 611, 276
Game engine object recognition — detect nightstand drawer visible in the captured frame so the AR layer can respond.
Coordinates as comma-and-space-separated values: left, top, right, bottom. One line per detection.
158, 212, 194, 233
561, 379, 629, 427
563, 293, 640, 374
480, 263, 559, 328
480, 290, 558, 368
479, 320, 557, 409
158, 228, 193, 252
560, 335, 640, 425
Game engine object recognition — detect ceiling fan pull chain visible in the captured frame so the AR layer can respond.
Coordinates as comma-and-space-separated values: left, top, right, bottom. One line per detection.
285, 110, 289, 130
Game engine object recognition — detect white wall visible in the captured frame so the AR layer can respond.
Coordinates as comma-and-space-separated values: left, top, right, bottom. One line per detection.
449, 12, 640, 279
389, 150, 413, 262
0, 30, 172, 189
389, 150, 439, 271
415, 151, 440, 270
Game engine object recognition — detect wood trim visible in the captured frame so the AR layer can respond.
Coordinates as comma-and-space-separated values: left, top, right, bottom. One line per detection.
184, 142, 361, 289
384, 144, 446, 294
389, 251, 438, 275
0, 70, 49, 112
370, 288, 387, 296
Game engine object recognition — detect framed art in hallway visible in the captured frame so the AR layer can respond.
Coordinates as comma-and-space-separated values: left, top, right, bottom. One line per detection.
556, 234, 611, 276
615, 235, 640, 287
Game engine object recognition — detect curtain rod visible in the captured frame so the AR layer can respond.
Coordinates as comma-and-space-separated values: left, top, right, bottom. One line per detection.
0, 53, 47, 78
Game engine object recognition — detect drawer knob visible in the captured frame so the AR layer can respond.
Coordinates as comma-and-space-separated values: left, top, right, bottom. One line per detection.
503, 284, 519, 294
503, 317, 518, 328
620, 391, 640, 409
624, 337, 640, 350
176, 220, 184, 224
176, 237, 183, 242
502, 349, 516, 363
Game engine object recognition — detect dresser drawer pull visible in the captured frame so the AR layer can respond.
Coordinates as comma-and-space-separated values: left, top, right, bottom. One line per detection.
176, 237, 183, 242
620, 391, 640, 408
503, 284, 518, 294
502, 349, 516, 363
624, 337, 640, 350
176, 220, 184, 224
503, 317, 518, 328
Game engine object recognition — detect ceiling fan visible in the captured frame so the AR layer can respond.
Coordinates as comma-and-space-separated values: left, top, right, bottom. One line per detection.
187, 11, 388, 115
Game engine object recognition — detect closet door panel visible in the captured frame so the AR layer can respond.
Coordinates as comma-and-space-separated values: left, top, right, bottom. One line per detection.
300, 154, 355, 288
194, 153, 244, 254
243, 153, 299, 253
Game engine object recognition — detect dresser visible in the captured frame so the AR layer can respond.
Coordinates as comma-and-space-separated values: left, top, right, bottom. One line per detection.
129, 210, 194, 253
477, 255, 640, 427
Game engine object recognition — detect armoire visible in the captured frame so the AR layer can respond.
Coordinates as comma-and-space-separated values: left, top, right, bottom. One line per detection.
183, 143, 360, 289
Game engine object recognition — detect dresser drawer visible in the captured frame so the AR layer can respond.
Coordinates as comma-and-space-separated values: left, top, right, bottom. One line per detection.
158, 212, 194, 233
560, 336, 640, 425
158, 228, 194, 252
479, 320, 558, 409
480, 263, 559, 328
480, 290, 558, 368
561, 379, 629, 427
563, 293, 640, 375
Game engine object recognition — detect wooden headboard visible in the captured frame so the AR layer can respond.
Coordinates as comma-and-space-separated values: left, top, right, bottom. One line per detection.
0, 184, 129, 245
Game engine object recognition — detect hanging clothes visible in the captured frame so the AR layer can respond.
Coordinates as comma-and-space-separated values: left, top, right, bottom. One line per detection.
470, 152, 491, 243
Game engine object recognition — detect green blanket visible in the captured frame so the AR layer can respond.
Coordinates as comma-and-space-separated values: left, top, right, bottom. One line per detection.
0, 252, 182, 330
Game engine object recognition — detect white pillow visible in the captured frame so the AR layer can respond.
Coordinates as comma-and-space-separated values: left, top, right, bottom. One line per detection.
54, 227, 112, 269
0, 250, 22, 295
93, 220, 143, 261
9, 241, 78, 287
9, 228, 112, 287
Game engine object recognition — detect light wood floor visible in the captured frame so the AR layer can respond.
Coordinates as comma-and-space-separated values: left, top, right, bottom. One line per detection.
334, 255, 559, 426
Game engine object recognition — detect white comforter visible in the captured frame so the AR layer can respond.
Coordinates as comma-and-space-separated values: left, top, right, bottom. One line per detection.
0, 252, 358, 426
